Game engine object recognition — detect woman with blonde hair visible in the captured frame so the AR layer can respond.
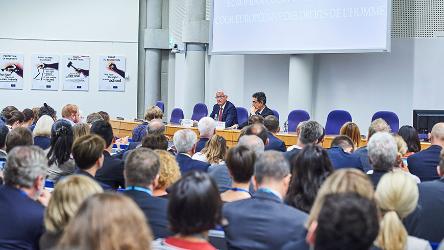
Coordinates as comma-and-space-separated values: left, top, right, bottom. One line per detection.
33, 115, 54, 150
340, 122, 361, 149
40, 175, 103, 250
58, 193, 152, 250
392, 135, 421, 183
153, 150, 181, 198
132, 106, 164, 142
375, 172, 431, 250
72, 123, 90, 142
193, 135, 227, 164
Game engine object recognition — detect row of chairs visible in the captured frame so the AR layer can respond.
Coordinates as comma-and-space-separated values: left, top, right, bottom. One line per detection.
155, 101, 399, 134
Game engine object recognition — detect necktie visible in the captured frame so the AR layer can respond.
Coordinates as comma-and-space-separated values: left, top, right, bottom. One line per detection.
218, 107, 223, 121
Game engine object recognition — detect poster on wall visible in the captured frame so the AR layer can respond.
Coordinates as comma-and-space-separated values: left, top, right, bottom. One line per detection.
0, 54, 24, 90
62, 55, 90, 91
31, 55, 59, 91
98, 56, 126, 92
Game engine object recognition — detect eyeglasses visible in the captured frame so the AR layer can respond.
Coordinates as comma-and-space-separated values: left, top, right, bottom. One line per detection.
215, 96, 225, 99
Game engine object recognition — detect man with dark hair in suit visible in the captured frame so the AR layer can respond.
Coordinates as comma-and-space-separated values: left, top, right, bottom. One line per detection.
284, 121, 325, 162
209, 90, 238, 127
250, 92, 274, 118
223, 151, 307, 250
123, 148, 171, 239
327, 135, 363, 171
405, 148, 444, 242
90, 120, 125, 189
408, 123, 444, 182
264, 115, 286, 152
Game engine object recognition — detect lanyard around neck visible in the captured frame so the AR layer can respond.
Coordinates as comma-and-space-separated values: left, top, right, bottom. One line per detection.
126, 186, 152, 196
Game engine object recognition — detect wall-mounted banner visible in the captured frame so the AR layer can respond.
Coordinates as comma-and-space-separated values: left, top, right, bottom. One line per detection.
62, 55, 90, 91
0, 54, 24, 90
98, 55, 126, 92
31, 55, 59, 91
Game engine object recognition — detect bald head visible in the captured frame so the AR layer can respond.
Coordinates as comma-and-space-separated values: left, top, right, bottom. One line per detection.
238, 135, 264, 156
147, 119, 165, 135
431, 123, 444, 146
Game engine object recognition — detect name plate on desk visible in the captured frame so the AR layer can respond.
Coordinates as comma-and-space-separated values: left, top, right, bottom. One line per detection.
180, 119, 194, 128
216, 121, 226, 130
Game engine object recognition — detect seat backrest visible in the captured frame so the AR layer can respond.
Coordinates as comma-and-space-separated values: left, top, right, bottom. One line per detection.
155, 101, 165, 113
208, 230, 227, 250
287, 110, 310, 132
372, 111, 399, 133
272, 110, 280, 120
325, 110, 352, 135
191, 103, 208, 121
236, 107, 249, 126
170, 108, 184, 124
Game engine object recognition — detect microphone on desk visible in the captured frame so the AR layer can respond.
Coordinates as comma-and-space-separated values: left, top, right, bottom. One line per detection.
283, 120, 288, 133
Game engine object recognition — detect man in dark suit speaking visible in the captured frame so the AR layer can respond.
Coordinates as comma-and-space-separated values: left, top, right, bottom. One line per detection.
209, 90, 237, 127
251, 92, 274, 118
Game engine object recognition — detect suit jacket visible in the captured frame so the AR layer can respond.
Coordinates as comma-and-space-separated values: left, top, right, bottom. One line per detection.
367, 170, 389, 188
353, 147, 373, 173
256, 106, 274, 118
0, 185, 44, 250
74, 168, 112, 190
95, 151, 125, 189
123, 190, 172, 239
223, 190, 308, 250
34, 136, 51, 150
176, 153, 210, 174
195, 138, 209, 153
208, 163, 232, 193
210, 101, 238, 127
327, 147, 364, 171
265, 132, 286, 152
404, 178, 444, 242
407, 145, 441, 182
283, 147, 301, 162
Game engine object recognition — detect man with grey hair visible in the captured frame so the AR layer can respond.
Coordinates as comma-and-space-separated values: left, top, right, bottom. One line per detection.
408, 122, 444, 181
174, 129, 209, 174
209, 90, 238, 127
196, 117, 216, 152
0, 146, 50, 249
123, 148, 171, 239
238, 135, 265, 155
353, 118, 391, 172
367, 132, 397, 187
223, 151, 308, 250
284, 120, 325, 161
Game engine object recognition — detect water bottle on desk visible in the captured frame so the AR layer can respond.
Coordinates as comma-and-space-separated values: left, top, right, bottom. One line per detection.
283, 120, 288, 133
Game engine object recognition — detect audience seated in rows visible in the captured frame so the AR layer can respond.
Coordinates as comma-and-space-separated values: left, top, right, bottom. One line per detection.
153, 171, 221, 250
223, 151, 307, 250
284, 120, 325, 161
33, 115, 54, 150
353, 118, 391, 172
327, 135, 363, 170
221, 145, 256, 203
152, 150, 181, 198
405, 148, 444, 242
264, 115, 286, 152
375, 171, 431, 250
132, 106, 164, 142
46, 120, 75, 182
196, 117, 216, 153
339, 121, 362, 149
285, 144, 334, 213
91, 120, 125, 189
58, 193, 152, 250
123, 148, 172, 239
39, 175, 103, 250
173, 129, 210, 174
0, 146, 49, 249
407, 122, 444, 181
367, 132, 398, 187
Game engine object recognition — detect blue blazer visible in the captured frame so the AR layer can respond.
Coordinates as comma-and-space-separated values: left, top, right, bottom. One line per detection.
223, 190, 308, 250
124, 190, 172, 239
353, 147, 373, 173
195, 138, 209, 153
265, 132, 286, 152
284, 147, 301, 162
176, 153, 210, 174
0, 185, 44, 250
95, 151, 125, 189
407, 145, 441, 182
210, 101, 238, 127
327, 147, 363, 171
404, 178, 444, 242
34, 136, 51, 150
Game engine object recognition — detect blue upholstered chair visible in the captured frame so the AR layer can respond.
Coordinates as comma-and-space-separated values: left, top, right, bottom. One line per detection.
155, 101, 165, 113
236, 107, 249, 126
325, 110, 352, 135
372, 111, 399, 133
191, 103, 208, 121
272, 110, 280, 121
287, 110, 310, 132
170, 108, 184, 124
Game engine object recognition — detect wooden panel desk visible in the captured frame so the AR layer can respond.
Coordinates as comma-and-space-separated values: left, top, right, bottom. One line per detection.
110, 119, 431, 150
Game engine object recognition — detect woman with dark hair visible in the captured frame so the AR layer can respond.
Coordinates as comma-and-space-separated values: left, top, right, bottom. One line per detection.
46, 120, 75, 181
4, 110, 24, 130
153, 171, 222, 250
285, 144, 334, 213
221, 146, 256, 202
39, 103, 57, 121
22, 108, 34, 127
398, 125, 421, 156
